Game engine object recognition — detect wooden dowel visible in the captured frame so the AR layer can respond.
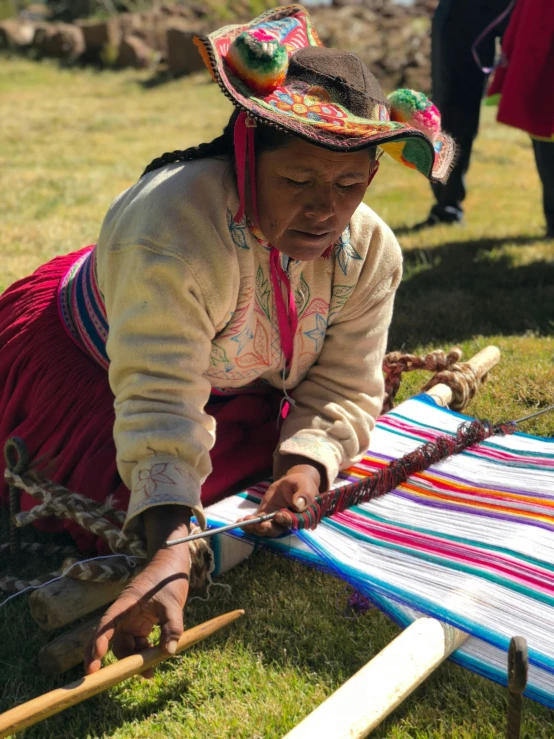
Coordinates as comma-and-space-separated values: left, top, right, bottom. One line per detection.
38, 616, 101, 675
29, 577, 124, 631
464, 345, 501, 380
426, 345, 500, 408
0, 609, 244, 739
283, 618, 469, 739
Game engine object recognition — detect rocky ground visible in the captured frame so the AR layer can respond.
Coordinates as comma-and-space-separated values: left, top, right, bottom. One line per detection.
0, 0, 439, 92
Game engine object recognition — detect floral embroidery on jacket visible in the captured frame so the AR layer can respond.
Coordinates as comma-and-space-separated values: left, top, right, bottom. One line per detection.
236, 319, 271, 369
303, 313, 327, 352
227, 209, 249, 250
135, 463, 179, 498
230, 325, 254, 355
210, 342, 233, 372
329, 284, 355, 322
204, 218, 365, 384
285, 434, 338, 457
294, 273, 311, 317
224, 277, 254, 338
335, 226, 362, 276
255, 265, 272, 321
302, 297, 329, 319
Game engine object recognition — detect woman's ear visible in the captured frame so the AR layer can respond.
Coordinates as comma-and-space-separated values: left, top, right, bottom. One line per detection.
367, 159, 380, 187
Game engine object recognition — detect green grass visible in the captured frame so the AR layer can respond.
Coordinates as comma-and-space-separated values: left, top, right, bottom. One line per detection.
1, 57, 554, 737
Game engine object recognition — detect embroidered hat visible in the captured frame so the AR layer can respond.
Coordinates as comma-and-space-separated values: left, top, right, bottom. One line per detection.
194, 4, 455, 183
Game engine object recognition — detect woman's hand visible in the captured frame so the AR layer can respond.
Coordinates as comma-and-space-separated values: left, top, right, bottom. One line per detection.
85, 545, 190, 676
85, 505, 192, 676
240, 460, 323, 537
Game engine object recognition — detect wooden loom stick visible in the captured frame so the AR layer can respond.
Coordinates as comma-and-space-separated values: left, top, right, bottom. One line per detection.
283, 618, 469, 739
30, 577, 125, 631
0, 609, 244, 739
282, 345, 501, 739
38, 616, 100, 675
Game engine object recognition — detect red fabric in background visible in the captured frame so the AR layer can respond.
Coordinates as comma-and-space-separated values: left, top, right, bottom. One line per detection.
488, 0, 554, 139
0, 250, 280, 554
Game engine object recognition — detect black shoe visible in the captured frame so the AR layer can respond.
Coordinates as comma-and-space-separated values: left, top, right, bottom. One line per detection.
411, 212, 464, 231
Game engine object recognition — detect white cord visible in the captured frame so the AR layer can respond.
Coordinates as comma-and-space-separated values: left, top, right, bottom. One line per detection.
0, 553, 143, 609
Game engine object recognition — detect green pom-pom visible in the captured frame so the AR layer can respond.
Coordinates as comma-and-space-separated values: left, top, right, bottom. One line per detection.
401, 139, 433, 175
232, 31, 288, 75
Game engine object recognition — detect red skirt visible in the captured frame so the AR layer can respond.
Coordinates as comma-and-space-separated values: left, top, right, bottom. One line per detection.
0, 249, 281, 553
487, 0, 554, 140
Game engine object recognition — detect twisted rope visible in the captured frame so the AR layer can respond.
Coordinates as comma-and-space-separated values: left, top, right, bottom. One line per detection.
3, 438, 215, 594
0, 533, 213, 593
0, 571, 60, 595
5, 470, 125, 526
382, 347, 483, 413
278, 419, 516, 531
0, 541, 76, 558
61, 556, 140, 583
5, 469, 145, 558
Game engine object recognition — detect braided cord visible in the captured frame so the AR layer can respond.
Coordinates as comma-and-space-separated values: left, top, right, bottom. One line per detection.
0, 571, 60, 595
382, 347, 486, 414
5, 469, 146, 558
279, 419, 516, 531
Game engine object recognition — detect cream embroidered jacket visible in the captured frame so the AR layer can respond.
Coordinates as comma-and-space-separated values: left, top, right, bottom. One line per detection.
95, 156, 403, 531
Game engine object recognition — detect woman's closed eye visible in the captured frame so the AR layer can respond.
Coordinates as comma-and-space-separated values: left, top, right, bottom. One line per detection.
336, 179, 366, 190
283, 177, 364, 190
284, 177, 309, 187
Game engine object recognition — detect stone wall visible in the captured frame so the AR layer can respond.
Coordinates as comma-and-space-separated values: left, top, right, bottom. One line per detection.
313, 0, 438, 92
0, 0, 438, 92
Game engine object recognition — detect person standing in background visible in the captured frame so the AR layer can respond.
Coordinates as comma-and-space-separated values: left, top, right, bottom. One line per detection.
487, 0, 554, 239
416, 0, 513, 228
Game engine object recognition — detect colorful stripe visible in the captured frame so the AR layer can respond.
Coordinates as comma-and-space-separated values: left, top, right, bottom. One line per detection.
58, 247, 109, 369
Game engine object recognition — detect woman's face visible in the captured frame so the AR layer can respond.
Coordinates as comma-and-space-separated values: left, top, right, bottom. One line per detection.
254, 137, 373, 261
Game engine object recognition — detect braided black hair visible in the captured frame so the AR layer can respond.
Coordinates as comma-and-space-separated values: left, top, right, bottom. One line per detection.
141, 111, 377, 179
141, 111, 239, 178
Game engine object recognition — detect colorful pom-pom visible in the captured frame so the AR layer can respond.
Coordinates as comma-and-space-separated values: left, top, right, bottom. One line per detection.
388, 89, 441, 140
226, 29, 288, 95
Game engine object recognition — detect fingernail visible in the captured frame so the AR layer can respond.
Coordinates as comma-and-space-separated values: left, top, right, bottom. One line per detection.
166, 640, 178, 654
295, 497, 307, 512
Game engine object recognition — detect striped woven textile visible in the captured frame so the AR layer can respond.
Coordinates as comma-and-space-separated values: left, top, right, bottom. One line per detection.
205, 395, 554, 707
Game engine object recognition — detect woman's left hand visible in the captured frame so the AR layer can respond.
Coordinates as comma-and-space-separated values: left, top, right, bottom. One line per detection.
239, 464, 321, 537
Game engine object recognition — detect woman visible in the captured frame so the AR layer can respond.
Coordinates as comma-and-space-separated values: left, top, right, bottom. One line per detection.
0, 5, 454, 671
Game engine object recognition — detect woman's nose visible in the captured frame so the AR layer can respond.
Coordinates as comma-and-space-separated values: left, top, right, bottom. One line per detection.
304, 188, 334, 221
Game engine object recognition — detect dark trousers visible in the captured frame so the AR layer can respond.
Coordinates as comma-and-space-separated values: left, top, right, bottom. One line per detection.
430, 0, 512, 221
532, 139, 554, 234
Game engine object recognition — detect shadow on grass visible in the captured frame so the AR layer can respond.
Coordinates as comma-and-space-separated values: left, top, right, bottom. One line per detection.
390, 235, 554, 348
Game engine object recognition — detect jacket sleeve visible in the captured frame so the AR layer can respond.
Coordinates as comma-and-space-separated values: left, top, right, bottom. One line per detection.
102, 242, 219, 532
96, 160, 238, 532
275, 221, 402, 489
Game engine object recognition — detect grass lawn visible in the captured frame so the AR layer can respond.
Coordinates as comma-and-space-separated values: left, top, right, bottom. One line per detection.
1, 57, 554, 738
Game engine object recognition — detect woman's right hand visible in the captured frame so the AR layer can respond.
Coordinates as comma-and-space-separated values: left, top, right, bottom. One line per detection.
85, 504, 193, 676
85, 544, 190, 675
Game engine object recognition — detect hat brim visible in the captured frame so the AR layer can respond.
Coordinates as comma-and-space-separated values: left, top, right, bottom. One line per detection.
195, 4, 455, 183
